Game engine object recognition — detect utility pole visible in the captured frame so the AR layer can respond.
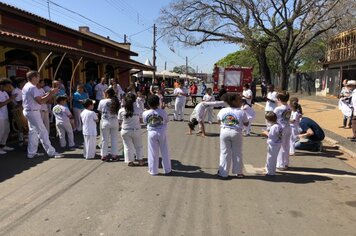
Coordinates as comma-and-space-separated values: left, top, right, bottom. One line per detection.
186, 56, 188, 82
152, 24, 157, 81
47, 0, 51, 20
124, 34, 127, 43
164, 61, 167, 70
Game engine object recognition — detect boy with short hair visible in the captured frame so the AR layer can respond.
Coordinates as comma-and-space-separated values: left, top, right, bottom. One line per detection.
142, 95, 171, 175
274, 91, 292, 170
52, 96, 76, 150
81, 99, 98, 159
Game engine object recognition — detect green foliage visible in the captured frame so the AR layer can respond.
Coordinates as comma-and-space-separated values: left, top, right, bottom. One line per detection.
172, 65, 195, 74
216, 50, 259, 77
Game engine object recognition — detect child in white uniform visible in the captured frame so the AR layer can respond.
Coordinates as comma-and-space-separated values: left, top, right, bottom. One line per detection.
0, 78, 16, 155
97, 88, 120, 161
202, 88, 215, 124
217, 93, 249, 179
81, 99, 98, 159
264, 84, 278, 129
262, 112, 282, 176
273, 91, 292, 170
53, 96, 76, 150
173, 81, 188, 121
289, 101, 302, 155
142, 95, 171, 175
118, 93, 144, 166
242, 99, 256, 136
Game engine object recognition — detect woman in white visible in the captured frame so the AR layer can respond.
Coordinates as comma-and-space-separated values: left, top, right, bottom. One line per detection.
202, 87, 215, 124
217, 93, 249, 179
118, 93, 144, 166
173, 81, 188, 121
97, 88, 120, 161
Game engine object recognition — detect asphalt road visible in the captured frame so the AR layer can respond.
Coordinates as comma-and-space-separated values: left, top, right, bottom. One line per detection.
0, 107, 355, 236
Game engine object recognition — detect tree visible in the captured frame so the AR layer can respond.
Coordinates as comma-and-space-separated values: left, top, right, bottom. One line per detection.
241, 0, 346, 89
172, 65, 196, 74
158, 0, 274, 84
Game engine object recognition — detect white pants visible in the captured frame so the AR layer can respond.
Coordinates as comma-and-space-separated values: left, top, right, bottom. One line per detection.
289, 126, 299, 154
100, 119, 119, 157
147, 130, 171, 175
83, 135, 96, 159
244, 118, 253, 135
266, 143, 281, 175
41, 111, 50, 133
56, 122, 75, 147
219, 128, 243, 177
277, 126, 291, 168
0, 119, 10, 146
205, 107, 214, 123
174, 98, 186, 120
121, 129, 143, 163
23, 110, 56, 157
73, 108, 83, 131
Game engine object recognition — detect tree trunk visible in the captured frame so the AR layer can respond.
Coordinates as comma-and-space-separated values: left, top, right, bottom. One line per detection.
280, 61, 289, 91
255, 46, 272, 84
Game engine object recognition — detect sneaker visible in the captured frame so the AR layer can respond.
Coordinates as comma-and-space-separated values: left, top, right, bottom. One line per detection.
101, 156, 109, 161
0, 149, 6, 155
49, 152, 64, 158
27, 153, 45, 159
3, 146, 14, 151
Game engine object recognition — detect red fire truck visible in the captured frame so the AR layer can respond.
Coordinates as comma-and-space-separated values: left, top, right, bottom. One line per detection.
212, 64, 253, 94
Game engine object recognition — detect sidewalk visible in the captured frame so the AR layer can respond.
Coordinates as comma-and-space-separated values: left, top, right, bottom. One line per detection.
255, 94, 356, 158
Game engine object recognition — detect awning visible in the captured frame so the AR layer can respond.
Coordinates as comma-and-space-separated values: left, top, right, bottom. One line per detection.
0, 29, 154, 71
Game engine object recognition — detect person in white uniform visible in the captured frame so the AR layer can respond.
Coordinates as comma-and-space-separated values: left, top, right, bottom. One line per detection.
173, 81, 188, 121
273, 91, 292, 170
97, 88, 120, 161
11, 77, 27, 145
72, 84, 88, 132
94, 77, 108, 106
52, 96, 76, 150
37, 79, 50, 132
0, 78, 16, 155
81, 99, 98, 159
202, 88, 215, 124
22, 71, 63, 159
289, 102, 302, 155
142, 95, 171, 175
217, 93, 249, 179
262, 111, 282, 176
118, 93, 144, 166
264, 84, 278, 128
242, 83, 253, 105
242, 99, 256, 136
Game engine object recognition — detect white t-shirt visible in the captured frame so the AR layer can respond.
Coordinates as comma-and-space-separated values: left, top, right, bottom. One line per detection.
81, 109, 98, 136
352, 90, 356, 116
290, 111, 302, 128
190, 102, 207, 122
12, 87, 22, 102
118, 104, 143, 130
243, 89, 253, 105
22, 82, 42, 111
52, 104, 71, 124
173, 87, 187, 102
94, 83, 108, 100
203, 94, 215, 102
274, 104, 291, 128
97, 98, 118, 120
265, 91, 278, 111
136, 97, 145, 111
142, 108, 169, 131
217, 107, 248, 131
267, 123, 283, 145
0, 91, 9, 119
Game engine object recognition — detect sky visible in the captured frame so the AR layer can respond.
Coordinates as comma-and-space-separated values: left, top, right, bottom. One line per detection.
3, 0, 239, 73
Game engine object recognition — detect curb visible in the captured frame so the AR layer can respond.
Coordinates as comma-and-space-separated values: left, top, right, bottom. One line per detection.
254, 102, 356, 160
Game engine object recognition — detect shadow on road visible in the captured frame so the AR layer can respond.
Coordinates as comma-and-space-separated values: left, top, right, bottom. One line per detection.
245, 173, 333, 184
294, 147, 346, 160
287, 166, 356, 176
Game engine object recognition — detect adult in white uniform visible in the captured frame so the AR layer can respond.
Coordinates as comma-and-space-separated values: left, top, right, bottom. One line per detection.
217, 93, 248, 179
94, 77, 108, 105
22, 71, 63, 158
0, 78, 16, 155
97, 88, 120, 161
118, 93, 144, 166
173, 81, 188, 121
264, 84, 278, 112
202, 88, 215, 124
242, 83, 253, 105
37, 79, 50, 132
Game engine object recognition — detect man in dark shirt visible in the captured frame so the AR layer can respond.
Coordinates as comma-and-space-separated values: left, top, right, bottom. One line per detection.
294, 117, 325, 152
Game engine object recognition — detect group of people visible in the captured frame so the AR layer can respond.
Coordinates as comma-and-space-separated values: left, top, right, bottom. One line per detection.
338, 79, 356, 141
